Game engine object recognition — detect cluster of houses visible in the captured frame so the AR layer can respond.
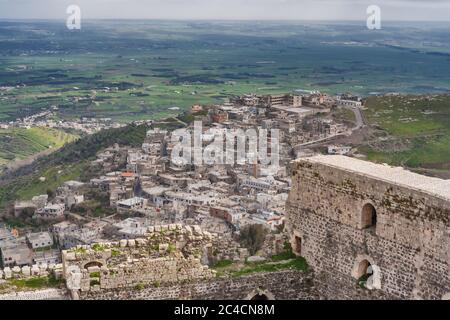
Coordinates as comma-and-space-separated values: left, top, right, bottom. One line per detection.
2, 91, 362, 269
0, 226, 60, 268
14, 180, 86, 220
0, 107, 125, 134
212, 93, 353, 147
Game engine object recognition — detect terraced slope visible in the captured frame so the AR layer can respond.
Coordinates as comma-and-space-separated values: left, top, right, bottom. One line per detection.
0, 127, 79, 166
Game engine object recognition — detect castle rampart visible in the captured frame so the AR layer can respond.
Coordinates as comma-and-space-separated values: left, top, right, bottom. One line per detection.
286, 155, 449, 300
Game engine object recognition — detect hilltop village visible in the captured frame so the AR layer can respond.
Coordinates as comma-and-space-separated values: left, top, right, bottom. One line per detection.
0, 109, 126, 135
0, 92, 366, 296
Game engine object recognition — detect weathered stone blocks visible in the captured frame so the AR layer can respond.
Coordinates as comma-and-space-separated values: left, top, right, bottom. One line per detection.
286, 157, 450, 300
3, 268, 11, 279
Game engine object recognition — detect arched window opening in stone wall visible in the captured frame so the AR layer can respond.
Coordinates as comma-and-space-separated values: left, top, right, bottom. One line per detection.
352, 258, 382, 290
84, 261, 103, 269
361, 203, 377, 229
245, 289, 275, 300
294, 236, 302, 256
356, 259, 372, 279
251, 294, 269, 300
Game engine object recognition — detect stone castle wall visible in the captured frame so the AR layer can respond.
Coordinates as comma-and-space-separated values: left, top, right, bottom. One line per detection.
286, 158, 449, 300
0, 224, 251, 301
62, 224, 217, 297
79, 270, 318, 300
0, 288, 69, 300
0, 263, 63, 281
78, 268, 394, 300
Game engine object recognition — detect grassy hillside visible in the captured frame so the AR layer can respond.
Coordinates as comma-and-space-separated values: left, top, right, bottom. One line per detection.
0, 127, 78, 166
0, 123, 150, 218
362, 94, 450, 170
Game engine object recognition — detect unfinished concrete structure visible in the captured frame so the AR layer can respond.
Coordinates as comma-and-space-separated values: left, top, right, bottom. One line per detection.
286, 155, 449, 300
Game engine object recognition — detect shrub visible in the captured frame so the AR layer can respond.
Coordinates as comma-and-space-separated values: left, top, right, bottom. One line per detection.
135, 283, 145, 291
239, 224, 268, 255
91, 243, 105, 252
167, 243, 176, 254
111, 248, 121, 257
72, 247, 87, 254
358, 274, 369, 289
90, 279, 100, 286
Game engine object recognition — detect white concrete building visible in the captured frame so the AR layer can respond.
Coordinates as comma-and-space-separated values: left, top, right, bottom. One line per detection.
26, 232, 54, 250
117, 197, 147, 212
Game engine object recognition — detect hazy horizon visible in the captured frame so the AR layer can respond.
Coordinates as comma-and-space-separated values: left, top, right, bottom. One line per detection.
0, 0, 449, 21
2, 18, 450, 23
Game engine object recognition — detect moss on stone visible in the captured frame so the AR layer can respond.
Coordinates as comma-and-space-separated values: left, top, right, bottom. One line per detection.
224, 256, 309, 278
8, 275, 63, 290
71, 247, 87, 254
212, 259, 233, 269
111, 248, 121, 257
92, 243, 106, 252
134, 283, 145, 291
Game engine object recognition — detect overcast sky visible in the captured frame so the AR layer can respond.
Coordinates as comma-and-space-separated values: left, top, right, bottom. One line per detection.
1, 0, 449, 21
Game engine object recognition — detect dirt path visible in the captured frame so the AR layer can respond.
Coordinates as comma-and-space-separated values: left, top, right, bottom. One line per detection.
171, 117, 188, 127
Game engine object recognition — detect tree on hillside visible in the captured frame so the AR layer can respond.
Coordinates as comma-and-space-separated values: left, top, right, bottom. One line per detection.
239, 224, 268, 255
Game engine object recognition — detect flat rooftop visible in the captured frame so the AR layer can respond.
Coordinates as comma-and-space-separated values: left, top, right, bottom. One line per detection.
299, 155, 450, 201
271, 106, 316, 114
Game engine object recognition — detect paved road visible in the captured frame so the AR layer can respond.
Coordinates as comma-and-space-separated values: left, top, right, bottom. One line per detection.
296, 132, 349, 147
348, 106, 366, 130
293, 106, 366, 149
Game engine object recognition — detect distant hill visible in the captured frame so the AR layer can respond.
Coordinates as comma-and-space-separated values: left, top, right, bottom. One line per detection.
2, 20, 450, 122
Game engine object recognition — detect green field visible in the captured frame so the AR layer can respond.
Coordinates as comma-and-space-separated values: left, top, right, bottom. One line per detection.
1, 20, 450, 123
0, 20, 449, 216
0, 127, 79, 166
362, 94, 450, 169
